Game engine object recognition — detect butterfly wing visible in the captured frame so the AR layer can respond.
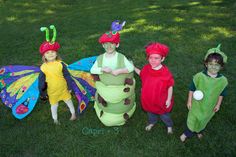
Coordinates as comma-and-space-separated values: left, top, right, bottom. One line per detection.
0, 65, 40, 119
68, 56, 97, 114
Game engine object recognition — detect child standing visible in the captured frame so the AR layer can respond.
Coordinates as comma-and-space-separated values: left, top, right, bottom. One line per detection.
180, 44, 228, 142
135, 42, 174, 133
90, 21, 136, 126
38, 25, 76, 124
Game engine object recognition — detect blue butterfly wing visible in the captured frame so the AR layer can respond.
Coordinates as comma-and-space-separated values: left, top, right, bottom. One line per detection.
68, 56, 97, 72
0, 65, 40, 119
12, 79, 39, 119
68, 56, 97, 114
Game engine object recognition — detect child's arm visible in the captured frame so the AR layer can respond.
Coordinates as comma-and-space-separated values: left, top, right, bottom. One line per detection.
187, 91, 194, 110
166, 86, 173, 108
90, 60, 112, 74
38, 70, 48, 101
111, 57, 134, 76
62, 62, 73, 92
134, 67, 141, 75
213, 96, 223, 112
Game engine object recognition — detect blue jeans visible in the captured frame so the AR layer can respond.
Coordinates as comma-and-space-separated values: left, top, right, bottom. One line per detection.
147, 112, 173, 127
183, 127, 204, 137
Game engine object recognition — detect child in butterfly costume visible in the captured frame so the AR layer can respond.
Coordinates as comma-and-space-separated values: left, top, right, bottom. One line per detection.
90, 21, 136, 126
0, 25, 96, 120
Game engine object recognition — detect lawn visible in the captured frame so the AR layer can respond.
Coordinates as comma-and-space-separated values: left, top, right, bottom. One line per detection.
0, 0, 236, 157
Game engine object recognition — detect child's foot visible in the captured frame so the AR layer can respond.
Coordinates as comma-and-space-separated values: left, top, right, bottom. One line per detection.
167, 127, 173, 134
70, 113, 76, 121
145, 124, 154, 131
197, 133, 203, 139
54, 119, 60, 125
180, 133, 187, 142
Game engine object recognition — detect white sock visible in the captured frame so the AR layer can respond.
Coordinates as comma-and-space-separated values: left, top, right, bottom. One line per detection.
51, 103, 59, 121
64, 99, 75, 114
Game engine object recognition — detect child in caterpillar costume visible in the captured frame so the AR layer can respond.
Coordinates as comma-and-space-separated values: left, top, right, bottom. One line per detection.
180, 44, 228, 142
90, 21, 136, 126
135, 42, 174, 133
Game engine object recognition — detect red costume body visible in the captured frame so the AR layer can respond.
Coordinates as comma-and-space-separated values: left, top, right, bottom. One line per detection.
140, 64, 174, 114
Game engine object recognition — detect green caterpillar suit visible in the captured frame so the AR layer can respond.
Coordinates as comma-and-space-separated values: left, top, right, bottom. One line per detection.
94, 53, 136, 126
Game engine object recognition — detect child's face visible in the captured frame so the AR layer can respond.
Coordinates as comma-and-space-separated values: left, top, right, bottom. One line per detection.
206, 59, 221, 75
148, 54, 164, 68
44, 50, 57, 62
102, 42, 117, 54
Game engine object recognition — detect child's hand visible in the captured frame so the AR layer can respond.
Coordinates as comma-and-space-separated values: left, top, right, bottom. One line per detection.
187, 102, 192, 110
102, 67, 112, 73
213, 105, 220, 112
166, 100, 171, 108
111, 69, 120, 76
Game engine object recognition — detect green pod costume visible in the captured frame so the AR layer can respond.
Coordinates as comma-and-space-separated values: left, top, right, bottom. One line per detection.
187, 72, 228, 132
94, 53, 136, 126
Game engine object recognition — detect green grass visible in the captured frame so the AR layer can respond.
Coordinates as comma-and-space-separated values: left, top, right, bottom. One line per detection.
0, 0, 236, 156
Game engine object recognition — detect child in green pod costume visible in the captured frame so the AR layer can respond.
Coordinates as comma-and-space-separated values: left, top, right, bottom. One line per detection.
90, 21, 136, 126
180, 44, 228, 142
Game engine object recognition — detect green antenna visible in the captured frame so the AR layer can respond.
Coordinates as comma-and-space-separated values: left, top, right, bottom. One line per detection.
40, 27, 49, 42
50, 25, 57, 43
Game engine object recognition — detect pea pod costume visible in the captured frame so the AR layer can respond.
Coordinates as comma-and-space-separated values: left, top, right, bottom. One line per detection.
187, 44, 228, 132
93, 53, 136, 126
187, 72, 228, 132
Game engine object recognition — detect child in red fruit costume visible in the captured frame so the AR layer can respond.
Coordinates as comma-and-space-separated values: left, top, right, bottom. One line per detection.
135, 42, 174, 133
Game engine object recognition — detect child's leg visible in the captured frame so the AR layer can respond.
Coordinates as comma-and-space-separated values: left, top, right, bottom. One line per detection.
160, 113, 173, 134
51, 103, 60, 124
180, 127, 195, 142
64, 99, 76, 121
145, 112, 158, 131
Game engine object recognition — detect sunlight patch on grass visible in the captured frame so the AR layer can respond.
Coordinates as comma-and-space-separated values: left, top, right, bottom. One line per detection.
201, 33, 216, 41
26, 9, 37, 13
188, 2, 200, 6
165, 26, 182, 34
211, 27, 234, 37
210, 0, 223, 4
143, 25, 163, 32
87, 33, 101, 39
191, 18, 203, 24
45, 9, 55, 14
6, 16, 17, 22
135, 19, 147, 25
174, 17, 184, 22
148, 5, 160, 9
121, 27, 136, 33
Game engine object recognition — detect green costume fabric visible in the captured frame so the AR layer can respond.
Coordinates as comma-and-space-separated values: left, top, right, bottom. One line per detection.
94, 53, 136, 126
187, 72, 228, 132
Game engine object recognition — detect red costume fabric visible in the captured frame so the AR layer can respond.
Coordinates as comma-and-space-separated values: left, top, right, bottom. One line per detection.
99, 31, 120, 44
140, 64, 174, 114
39, 41, 60, 55
145, 42, 169, 57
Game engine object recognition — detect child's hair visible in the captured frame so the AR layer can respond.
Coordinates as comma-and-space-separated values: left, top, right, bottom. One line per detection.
42, 55, 62, 63
204, 53, 224, 67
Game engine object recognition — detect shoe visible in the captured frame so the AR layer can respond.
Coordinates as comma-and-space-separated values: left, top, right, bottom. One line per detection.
54, 119, 61, 125
145, 124, 154, 131
180, 134, 187, 142
197, 133, 203, 139
70, 114, 76, 121
167, 127, 173, 134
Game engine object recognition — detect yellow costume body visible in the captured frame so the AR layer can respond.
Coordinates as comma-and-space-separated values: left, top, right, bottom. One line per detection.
40, 61, 71, 105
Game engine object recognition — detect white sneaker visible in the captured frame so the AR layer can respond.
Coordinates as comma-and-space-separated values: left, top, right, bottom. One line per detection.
70, 113, 76, 121
54, 119, 60, 125
145, 124, 154, 131
197, 133, 203, 139
167, 127, 173, 134
180, 134, 187, 142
